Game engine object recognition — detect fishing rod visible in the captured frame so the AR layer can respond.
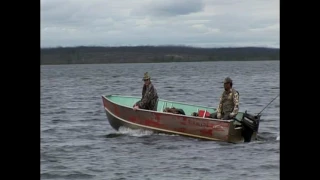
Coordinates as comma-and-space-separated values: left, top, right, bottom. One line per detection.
257, 94, 279, 116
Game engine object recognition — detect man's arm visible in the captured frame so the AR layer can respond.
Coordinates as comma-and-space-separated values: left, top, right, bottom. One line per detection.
216, 93, 223, 117
230, 91, 239, 117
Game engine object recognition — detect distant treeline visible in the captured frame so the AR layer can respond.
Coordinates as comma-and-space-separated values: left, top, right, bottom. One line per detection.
40, 45, 279, 65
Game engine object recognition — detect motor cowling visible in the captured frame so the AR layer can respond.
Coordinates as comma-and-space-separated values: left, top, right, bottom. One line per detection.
242, 112, 260, 132
241, 111, 261, 142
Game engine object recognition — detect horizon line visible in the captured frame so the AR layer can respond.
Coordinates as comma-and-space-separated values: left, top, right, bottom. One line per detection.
41, 45, 279, 49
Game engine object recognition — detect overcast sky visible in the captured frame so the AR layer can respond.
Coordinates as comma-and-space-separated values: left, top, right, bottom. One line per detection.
41, 0, 279, 48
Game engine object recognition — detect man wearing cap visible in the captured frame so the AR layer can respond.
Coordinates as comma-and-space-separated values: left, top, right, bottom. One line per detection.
133, 72, 159, 111
210, 77, 240, 120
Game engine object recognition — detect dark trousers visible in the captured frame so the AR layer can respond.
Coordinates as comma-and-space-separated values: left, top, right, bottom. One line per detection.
210, 112, 232, 120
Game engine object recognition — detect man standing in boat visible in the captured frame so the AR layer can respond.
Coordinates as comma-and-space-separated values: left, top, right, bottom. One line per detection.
133, 72, 159, 111
210, 77, 240, 120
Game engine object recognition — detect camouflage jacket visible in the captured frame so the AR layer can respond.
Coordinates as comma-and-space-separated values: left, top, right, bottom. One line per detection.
217, 88, 239, 116
136, 83, 159, 110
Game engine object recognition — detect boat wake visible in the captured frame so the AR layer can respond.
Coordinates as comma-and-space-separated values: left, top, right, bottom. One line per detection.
118, 127, 154, 137
105, 126, 280, 142
105, 126, 181, 139
104, 127, 155, 138
256, 131, 279, 142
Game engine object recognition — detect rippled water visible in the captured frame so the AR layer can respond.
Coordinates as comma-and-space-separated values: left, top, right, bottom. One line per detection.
41, 61, 279, 180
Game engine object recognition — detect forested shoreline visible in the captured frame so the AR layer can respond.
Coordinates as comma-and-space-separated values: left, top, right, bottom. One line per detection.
41, 46, 279, 65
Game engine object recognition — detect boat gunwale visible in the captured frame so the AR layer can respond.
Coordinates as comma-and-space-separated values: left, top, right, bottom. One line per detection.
103, 94, 217, 109
102, 94, 234, 123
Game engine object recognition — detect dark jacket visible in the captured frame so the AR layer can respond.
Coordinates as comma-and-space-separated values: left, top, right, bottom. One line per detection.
135, 83, 159, 110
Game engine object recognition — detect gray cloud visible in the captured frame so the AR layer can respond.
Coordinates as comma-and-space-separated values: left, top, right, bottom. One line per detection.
141, 0, 204, 17
40, 0, 279, 48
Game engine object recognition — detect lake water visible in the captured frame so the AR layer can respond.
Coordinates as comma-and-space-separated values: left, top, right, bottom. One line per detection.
41, 61, 279, 180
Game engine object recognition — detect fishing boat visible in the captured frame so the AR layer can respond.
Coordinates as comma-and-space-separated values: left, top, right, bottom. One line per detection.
102, 94, 261, 143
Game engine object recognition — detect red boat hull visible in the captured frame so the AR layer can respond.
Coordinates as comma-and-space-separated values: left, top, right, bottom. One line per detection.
102, 96, 253, 143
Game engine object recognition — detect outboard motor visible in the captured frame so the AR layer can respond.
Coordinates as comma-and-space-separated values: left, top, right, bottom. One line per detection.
241, 111, 261, 142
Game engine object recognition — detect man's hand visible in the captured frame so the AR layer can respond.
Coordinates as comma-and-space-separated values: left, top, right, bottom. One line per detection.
217, 113, 221, 119
133, 105, 139, 110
